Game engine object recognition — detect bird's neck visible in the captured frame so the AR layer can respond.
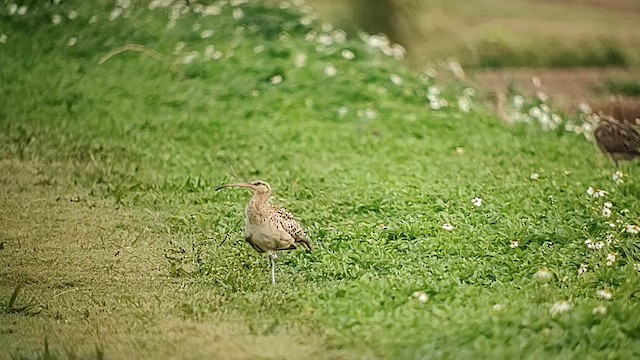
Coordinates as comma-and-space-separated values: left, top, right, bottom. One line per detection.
246, 192, 271, 220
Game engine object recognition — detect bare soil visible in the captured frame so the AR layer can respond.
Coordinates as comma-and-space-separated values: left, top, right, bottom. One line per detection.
475, 68, 640, 120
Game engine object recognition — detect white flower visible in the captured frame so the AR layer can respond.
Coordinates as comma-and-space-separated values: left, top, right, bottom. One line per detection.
232, 8, 244, 20
550, 300, 572, 316
529, 106, 542, 119
593, 189, 607, 198
492, 304, 505, 312
455, 147, 464, 155
534, 268, 552, 281
578, 103, 592, 114
391, 44, 405, 60
448, 60, 464, 78
604, 202, 613, 209
110, 7, 123, 20
424, 66, 437, 78
602, 207, 612, 218
442, 223, 454, 231
429, 97, 446, 110
324, 64, 337, 77
586, 187, 594, 196
390, 74, 403, 86
605, 234, 615, 245
596, 289, 613, 300
585, 239, 594, 249
341, 49, 355, 60
201, 29, 214, 38
625, 224, 640, 234
304, 31, 317, 42
612, 170, 624, 184
300, 16, 312, 26
457, 97, 471, 113
428, 86, 441, 95
463, 87, 476, 97
203, 46, 223, 61
317, 33, 332, 46
337, 107, 348, 117
606, 253, 616, 266
8, 3, 17, 15
578, 264, 588, 275
472, 197, 483, 207
0, 34, 6, 44
332, 30, 347, 43
411, 291, 429, 303
510, 240, 520, 248
594, 241, 605, 250
203, 5, 221, 16
67, 37, 78, 47
634, 263, 640, 272
536, 91, 548, 102
68, 10, 78, 20
530, 173, 539, 181
270, 74, 283, 85
52, 14, 62, 25
592, 305, 607, 315
182, 51, 200, 64
294, 53, 307, 68
513, 95, 524, 110
363, 108, 378, 120
278, 32, 290, 42
17, 5, 27, 15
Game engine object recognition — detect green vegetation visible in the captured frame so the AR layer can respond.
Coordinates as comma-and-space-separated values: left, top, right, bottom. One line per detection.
606, 79, 640, 97
1, 1, 640, 359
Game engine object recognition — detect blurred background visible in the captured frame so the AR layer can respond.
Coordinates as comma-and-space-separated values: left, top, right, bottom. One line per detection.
303, 0, 640, 118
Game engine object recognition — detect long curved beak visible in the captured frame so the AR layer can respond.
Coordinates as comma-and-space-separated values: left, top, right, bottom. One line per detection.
215, 182, 256, 191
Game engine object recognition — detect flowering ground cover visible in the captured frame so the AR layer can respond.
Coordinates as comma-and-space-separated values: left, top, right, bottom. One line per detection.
1, 1, 639, 359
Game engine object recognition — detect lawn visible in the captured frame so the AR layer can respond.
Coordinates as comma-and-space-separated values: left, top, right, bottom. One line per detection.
1, 1, 640, 359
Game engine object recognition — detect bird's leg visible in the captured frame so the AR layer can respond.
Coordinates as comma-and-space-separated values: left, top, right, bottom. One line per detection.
269, 253, 277, 285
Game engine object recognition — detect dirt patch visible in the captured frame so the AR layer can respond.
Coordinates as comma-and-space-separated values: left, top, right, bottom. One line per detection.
538, 0, 640, 14
475, 67, 640, 120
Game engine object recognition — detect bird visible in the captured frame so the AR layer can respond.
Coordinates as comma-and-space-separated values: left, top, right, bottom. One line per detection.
215, 180, 312, 285
593, 114, 640, 167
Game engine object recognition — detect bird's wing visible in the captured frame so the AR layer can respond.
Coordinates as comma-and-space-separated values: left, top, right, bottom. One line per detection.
596, 122, 640, 153
273, 206, 313, 250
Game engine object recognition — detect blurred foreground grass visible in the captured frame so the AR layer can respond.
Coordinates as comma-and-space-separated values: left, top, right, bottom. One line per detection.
1, 1, 640, 359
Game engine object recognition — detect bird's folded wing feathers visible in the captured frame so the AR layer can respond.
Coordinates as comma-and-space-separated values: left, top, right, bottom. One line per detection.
597, 123, 640, 153
274, 206, 313, 250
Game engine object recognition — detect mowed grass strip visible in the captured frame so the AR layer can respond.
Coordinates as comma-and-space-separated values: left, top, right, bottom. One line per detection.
1, 1, 639, 359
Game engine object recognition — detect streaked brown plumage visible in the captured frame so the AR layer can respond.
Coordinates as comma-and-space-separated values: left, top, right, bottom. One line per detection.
593, 114, 640, 167
216, 180, 312, 284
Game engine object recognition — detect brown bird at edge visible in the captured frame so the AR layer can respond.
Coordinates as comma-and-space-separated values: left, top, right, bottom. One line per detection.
593, 113, 640, 167
216, 180, 312, 285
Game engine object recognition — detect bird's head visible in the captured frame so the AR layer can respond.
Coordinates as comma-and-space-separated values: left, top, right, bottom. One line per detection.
215, 180, 272, 195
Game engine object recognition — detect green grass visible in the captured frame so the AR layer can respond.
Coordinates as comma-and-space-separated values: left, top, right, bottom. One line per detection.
606, 79, 640, 97
1, 1, 640, 359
